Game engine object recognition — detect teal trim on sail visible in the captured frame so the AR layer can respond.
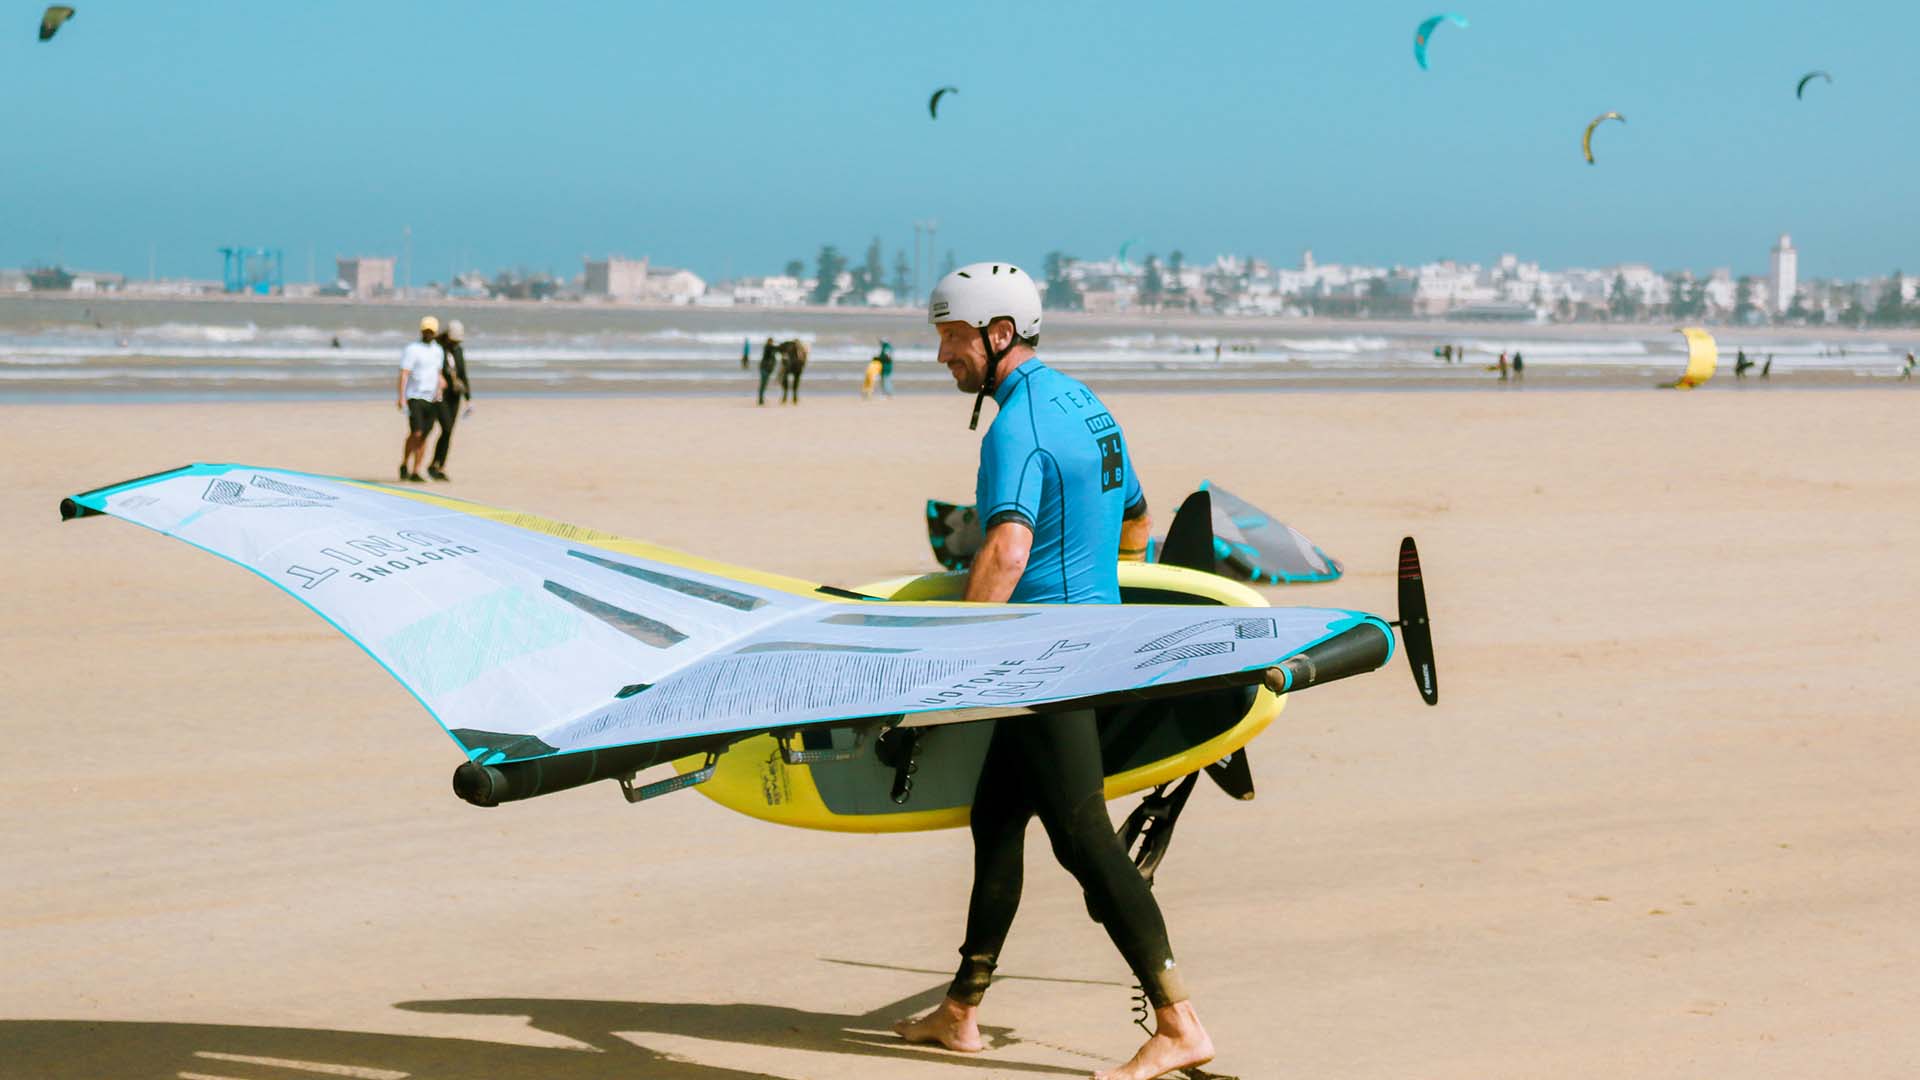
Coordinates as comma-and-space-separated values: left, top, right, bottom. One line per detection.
63, 464, 476, 755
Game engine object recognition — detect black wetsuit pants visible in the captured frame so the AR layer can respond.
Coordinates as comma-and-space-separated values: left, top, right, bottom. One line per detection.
950, 709, 1187, 1008
431, 392, 463, 470
757, 364, 775, 404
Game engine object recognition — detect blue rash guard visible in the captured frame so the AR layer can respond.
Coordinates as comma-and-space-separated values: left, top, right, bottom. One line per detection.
975, 359, 1147, 604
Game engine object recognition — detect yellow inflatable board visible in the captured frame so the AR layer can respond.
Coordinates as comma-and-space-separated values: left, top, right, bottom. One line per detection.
673, 561, 1285, 832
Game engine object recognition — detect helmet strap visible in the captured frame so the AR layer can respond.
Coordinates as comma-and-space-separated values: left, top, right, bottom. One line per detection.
968, 323, 1011, 431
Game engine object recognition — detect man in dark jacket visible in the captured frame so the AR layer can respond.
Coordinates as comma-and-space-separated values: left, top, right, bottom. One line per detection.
430, 319, 473, 481
757, 336, 778, 406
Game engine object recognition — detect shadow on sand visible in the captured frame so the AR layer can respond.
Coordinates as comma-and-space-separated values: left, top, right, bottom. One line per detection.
3, 979, 1095, 1080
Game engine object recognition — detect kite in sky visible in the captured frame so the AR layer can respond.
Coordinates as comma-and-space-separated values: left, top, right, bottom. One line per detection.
1583, 111, 1625, 164
1413, 13, 1467, 70
39, 5, 75, 41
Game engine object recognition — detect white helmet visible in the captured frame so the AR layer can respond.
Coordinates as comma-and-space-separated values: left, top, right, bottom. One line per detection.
928, 262, 1041, 341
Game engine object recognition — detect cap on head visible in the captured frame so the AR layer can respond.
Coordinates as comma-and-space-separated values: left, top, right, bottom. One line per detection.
419, 315, 440, 334
445, 319, 464, 342
928, 262, 1042, 341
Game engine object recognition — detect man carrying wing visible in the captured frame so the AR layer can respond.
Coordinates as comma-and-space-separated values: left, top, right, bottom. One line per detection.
892, 263, 1214, 1080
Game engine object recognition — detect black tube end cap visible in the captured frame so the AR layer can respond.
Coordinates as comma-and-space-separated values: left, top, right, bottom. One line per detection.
453, 761, 502, 807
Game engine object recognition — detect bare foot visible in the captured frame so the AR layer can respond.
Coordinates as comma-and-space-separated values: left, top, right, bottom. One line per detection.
1094, 1000, 1214, 1080
892, 996, 985, 1053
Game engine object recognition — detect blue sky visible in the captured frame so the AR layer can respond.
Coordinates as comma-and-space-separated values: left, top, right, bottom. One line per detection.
3, 1, 1912, 284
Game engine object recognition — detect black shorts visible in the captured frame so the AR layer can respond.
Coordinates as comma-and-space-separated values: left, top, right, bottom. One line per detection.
407, 398, 438, 435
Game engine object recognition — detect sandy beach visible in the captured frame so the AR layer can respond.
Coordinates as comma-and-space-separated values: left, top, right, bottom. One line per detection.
4, 387, 1917, 1078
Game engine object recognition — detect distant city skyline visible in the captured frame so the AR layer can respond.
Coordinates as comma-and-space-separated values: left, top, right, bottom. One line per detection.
4, 1, 1917, 283
33, 235, 1911, 332
2, 233, 1866, 296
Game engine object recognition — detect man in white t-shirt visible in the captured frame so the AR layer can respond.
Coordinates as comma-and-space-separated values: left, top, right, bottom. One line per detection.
397, 316, 446, 482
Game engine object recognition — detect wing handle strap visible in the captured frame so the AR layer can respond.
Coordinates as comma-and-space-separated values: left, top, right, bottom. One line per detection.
775, 727, 869, 766
618, 751, 721, 804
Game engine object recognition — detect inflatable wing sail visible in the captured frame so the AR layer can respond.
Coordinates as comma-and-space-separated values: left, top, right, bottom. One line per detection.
1200, 481, 1344, 583
1665, 326, 1717, 389
64, 466, 1389, 773
926, 498, 983, 570
928, 486, 1342, 584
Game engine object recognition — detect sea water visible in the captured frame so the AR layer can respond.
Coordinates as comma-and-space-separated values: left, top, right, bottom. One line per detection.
1, 295, 1910, 399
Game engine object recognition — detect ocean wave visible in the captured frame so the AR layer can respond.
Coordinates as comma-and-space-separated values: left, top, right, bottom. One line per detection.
1458, 339, 1649, 357
138, 321, 264, 344
1272, 336, 1394, 352
0, 366, 308, 381
1718, 341, 1895, 357
637, 328, 818, 346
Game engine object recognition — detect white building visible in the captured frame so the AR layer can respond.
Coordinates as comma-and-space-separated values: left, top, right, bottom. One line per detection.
1704, 268, 1736, 313
336, 256, 394, 299
584, 256, 651, 300
1400, 260, 1500, 315
1770, 234, 1798, 314
1612, 263, 1669, 308
728, 275, 808, 306
583, 256, 706, 304
641, 267, 707, 304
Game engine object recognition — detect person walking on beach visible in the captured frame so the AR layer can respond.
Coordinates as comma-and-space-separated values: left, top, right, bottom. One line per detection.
891, 263, 1213, 1080
878, 339, 896, 397
1511, 350, 1525, 381
396, 316, 445, 483
756, 336, 778, 405
429, 320, 473, 482
779, 340, 808, 404
1904, 350, 1915, 380
1735, 349, 1753, 379
741, 337, 751, 370
1762, 356, 1774, 380
1495, 350, 1509, 382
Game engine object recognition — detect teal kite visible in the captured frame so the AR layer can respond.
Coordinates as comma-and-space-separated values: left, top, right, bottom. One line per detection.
1413, 13, 1468, 70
